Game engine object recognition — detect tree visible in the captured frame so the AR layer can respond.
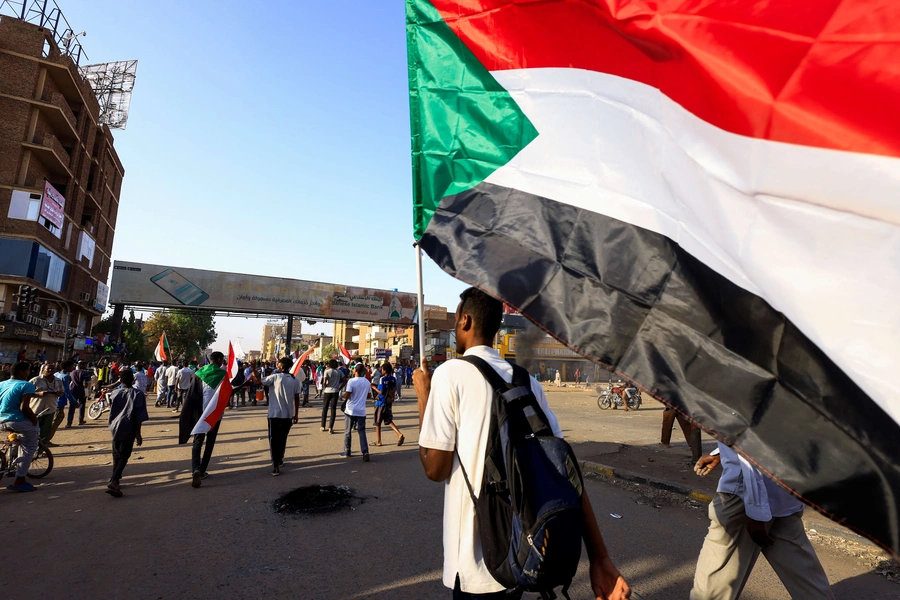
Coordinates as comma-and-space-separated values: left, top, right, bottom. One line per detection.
143, 309, 216, 361
93, 310, 152, 362
320, 343, 338, 363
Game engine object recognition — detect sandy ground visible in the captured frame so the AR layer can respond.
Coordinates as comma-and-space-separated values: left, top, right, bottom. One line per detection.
7, 387, 897, 599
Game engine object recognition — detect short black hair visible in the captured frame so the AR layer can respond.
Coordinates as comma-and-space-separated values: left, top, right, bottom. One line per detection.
61, 360, 74, 370
12, 361, 30, 377
119, 369, 135, 386
279, 356, 293, 372
210, 351, 224, 362
381, 362, 393, 375
328, 359, 338, 369
355, 363, 366, 375
459, 287, 503, 339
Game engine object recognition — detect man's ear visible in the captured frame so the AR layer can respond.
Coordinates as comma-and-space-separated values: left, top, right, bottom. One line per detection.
458, 313, 472, 332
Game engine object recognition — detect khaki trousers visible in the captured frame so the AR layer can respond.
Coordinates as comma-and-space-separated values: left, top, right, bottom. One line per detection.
691, 493, 834, 600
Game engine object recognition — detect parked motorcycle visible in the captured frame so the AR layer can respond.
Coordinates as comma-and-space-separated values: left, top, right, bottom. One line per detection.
597, 377, 642, 410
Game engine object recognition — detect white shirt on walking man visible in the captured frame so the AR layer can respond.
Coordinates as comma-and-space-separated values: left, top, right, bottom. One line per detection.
414, 287, 630, 599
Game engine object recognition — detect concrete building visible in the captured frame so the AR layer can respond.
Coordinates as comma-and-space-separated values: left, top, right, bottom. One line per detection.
260, 322, 286, 361
333, 320, 358, 354
0, 16, 124, 362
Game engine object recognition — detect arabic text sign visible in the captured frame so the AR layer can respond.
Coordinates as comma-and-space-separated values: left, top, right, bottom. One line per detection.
41, 180, 65, 229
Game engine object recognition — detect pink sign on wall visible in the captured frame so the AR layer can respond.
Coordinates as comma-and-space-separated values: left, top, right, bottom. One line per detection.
40, 180, 65, 229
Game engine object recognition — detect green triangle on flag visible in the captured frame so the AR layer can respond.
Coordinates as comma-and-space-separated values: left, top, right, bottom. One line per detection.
406, 0, 538, 240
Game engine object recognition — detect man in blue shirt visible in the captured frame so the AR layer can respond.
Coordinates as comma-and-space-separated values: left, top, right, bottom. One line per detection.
372, 363, 404, 447
0, 362, 40, 492
691, 444, 834, 599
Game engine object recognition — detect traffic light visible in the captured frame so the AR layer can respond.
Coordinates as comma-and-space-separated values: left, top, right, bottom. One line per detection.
14, 285, 29, 319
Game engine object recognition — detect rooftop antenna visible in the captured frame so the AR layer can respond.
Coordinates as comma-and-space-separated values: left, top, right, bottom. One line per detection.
80, 59, 138, 130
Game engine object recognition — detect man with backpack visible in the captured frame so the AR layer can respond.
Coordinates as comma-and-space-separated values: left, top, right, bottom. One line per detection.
414, 288, 630, 600
371, 362, 404, 447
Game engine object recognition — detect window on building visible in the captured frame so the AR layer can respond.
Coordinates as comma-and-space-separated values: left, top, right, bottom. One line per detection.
33, 245, 69, 293
0, 237, 34, 277
7, 191, 42, 221
76, 312, 87, 335
7, 190, 63, 239
77, 231, 95, 268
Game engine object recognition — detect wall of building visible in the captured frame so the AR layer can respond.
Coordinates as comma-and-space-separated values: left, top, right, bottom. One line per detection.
0, 16, 125, 362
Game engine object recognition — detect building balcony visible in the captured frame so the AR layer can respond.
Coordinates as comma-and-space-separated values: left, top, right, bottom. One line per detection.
367, 331, 387, 340
22, 132, 71, 178
0, 92, 79, 142
40, 92, 78, 142
351, 335, 360, 344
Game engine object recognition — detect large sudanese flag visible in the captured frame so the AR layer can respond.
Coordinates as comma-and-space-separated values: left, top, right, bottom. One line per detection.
190, 342, 238, 436
407, 0, 900, 554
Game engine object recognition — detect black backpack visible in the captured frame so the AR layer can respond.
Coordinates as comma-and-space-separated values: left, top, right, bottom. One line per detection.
383, 375, 397, 405
458, 356, 585, 600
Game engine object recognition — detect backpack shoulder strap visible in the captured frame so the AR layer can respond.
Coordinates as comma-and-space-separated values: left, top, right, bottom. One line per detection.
455, 355, 512, 507
458, 355, 509, 392
510, 364, 533, 388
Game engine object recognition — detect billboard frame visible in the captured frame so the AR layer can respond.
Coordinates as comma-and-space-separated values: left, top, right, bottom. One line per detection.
108, 261, 418, 326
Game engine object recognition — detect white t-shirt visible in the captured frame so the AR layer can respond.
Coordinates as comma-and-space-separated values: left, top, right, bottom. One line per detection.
176, 367, 194, 390
343, 376, 369, 417
166, 365, 179, 386
262, 372, 300, 419
419, 346, 563, 594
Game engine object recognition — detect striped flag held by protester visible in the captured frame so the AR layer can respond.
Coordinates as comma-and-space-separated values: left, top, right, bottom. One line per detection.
407, 0, 900, 554
190, 342, 238, 436
338, 343, 352, 366
153, 332, 170, 362
290, 342, 318, 379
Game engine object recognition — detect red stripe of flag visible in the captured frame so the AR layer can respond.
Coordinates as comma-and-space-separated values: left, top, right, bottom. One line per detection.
430, 0, 900, 158
291, 343, 317, 378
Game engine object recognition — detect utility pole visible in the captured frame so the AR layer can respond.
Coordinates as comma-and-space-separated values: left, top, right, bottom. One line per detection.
285, 315, 293, 358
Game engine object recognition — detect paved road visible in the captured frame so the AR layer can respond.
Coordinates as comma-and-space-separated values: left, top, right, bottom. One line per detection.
10, 391, 897, 599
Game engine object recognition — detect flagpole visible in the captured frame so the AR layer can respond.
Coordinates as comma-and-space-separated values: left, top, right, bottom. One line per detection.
415, 242, 426, 371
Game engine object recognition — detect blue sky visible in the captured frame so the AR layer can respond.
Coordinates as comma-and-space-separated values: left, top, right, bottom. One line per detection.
64, 0, 467, 351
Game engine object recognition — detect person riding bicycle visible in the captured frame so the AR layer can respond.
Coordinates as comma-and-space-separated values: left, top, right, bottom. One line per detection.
0, 362, 40, 492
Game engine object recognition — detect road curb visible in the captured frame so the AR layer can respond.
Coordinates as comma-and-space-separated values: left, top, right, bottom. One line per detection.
581, 460, 714, 503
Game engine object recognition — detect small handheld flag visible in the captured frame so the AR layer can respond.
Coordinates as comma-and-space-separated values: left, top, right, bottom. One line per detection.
338, 343, 351, 366
290, 341, 317, 381
154, 332, 170, 362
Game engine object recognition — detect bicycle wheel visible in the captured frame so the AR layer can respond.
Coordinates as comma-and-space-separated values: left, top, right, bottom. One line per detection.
27, 443, 53, 479
598, 395, 611, 409
88, 401, 104, 420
